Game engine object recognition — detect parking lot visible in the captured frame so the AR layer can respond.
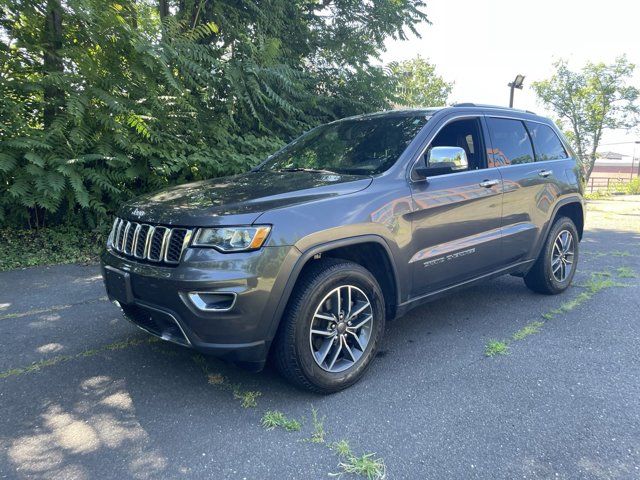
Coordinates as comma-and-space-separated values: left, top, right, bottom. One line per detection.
1, 198, 639, 479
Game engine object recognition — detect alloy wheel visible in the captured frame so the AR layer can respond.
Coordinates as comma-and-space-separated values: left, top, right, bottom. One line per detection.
551, 229, 575, 282
309, 285, 373, 373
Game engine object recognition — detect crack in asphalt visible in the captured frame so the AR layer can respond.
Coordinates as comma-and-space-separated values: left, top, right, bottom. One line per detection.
0, 336, 160, 379
0, 296, 109, 321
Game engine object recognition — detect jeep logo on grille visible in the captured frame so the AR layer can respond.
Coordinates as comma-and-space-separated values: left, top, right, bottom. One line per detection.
132, 208, 145, 218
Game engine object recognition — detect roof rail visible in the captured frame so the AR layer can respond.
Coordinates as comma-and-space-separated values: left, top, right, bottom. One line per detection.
452, 103, 537, 115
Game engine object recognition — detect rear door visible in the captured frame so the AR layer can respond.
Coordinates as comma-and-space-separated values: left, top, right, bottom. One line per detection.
408, 115, 504, 297
485, 117, 565, 264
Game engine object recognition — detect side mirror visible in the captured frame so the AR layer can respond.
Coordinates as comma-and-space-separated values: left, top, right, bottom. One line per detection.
415, 146, 468, 178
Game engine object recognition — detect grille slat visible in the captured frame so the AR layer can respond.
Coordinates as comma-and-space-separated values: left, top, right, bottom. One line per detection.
109, 217, 191, 265
166, 229, 188, 263
134, 225, 150, 258
124, 222, 138, 255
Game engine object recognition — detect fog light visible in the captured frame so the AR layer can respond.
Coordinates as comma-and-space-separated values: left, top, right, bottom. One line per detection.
188, 292, 237, 312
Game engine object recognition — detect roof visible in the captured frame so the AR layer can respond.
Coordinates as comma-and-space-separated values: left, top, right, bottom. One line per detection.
339, 104, 548, 123
598, 151, 626, 160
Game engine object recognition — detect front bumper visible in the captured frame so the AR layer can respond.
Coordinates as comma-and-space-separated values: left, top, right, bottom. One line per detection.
100, 244, 299, 368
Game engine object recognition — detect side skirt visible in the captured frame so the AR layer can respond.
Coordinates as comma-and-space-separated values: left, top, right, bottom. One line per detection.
393, 259, 535, 319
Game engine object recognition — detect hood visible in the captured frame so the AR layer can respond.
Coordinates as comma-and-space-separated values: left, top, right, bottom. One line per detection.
119, 171, 373, 226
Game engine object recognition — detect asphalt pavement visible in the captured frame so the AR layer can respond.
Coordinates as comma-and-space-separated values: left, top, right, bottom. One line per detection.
1, 199, 639, 479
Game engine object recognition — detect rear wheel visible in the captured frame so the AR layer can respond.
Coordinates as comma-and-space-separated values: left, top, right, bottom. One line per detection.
273, 259, 385, 393
524, 216, 579, 294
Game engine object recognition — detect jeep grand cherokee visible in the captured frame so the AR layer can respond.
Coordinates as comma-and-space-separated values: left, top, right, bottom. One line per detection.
101, 104, 585, 393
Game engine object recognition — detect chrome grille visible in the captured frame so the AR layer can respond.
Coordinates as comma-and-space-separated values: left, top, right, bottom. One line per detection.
109, 218, 192, 265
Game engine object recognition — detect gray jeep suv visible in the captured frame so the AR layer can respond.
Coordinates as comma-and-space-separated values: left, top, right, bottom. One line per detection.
101, 104, 585, 393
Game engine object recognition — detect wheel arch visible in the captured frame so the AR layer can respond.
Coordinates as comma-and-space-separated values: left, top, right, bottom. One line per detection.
528, 196, 585, 270
554, 200, 584, 240
266, 235, 401, 343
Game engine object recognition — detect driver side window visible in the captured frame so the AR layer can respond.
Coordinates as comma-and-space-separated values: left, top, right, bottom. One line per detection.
424, 118, 485, 176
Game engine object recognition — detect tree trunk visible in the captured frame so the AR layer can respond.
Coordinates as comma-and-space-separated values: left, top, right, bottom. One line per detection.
585, 151, 597, 182
43, 0, 63, 128
159, 0, 170, 20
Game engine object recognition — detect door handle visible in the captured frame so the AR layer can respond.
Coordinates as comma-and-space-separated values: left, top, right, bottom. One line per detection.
479, 179, 500, 188
538, 169, 552, 177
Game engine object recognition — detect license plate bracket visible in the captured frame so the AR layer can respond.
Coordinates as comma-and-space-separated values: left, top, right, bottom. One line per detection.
103, 266, 134, 305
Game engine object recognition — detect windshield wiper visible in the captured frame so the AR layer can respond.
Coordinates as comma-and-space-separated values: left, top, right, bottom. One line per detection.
277, 167, 338, 174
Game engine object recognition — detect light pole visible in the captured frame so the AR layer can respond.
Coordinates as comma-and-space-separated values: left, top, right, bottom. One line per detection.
508, 74, 525, 108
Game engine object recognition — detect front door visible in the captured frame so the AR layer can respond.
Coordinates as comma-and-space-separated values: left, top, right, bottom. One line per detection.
408, 116, 504, 297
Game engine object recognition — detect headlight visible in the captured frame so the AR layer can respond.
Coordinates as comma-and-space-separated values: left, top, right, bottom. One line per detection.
193, 226, 271, 252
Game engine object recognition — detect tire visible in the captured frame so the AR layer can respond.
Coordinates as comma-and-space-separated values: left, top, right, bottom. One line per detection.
273, 258, 385, 393
524, 216, 579, 295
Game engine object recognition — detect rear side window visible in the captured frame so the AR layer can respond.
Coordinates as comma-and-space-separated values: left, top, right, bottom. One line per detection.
526, 122, 568, 161
486, 118, 534, 166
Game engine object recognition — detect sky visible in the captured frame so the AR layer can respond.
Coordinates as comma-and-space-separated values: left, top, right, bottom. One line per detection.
381, 0, 640, 158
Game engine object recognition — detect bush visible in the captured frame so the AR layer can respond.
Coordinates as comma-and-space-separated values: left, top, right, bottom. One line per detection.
585, 177, 640, 199
0, 226, 109, 271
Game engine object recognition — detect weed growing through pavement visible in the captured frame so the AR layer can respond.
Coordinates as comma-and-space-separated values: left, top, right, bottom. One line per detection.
0, 336, 159, 379
485, 268, 631, 358
192, 355, 262, 408
330, 440, 352, 457
0, 296, 108, 321
261, 410, 302, 431
329, 440, 386, 480
582, 250, 635, 258
309, 406, 326, 443
234, 389, 262, 408
548, 270, 627, 320
484, 340, 509, 357
512, 321, 544, 341
616, 266, 637, 278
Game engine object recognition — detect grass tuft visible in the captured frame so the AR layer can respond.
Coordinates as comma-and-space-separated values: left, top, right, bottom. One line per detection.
261, 410, 301, 432
330, 440, 352, 458
233, 389, 262, 408
484, 340, 509, 357
309, 406, 326, 443
512, 321, 544, 341
334, 452, 386, 480
616, 266, 637, 278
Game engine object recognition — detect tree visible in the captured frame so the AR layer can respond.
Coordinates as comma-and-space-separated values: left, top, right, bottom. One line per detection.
532, 57, 639, 180
387, 55, 452, 108
0, 0, 430, 228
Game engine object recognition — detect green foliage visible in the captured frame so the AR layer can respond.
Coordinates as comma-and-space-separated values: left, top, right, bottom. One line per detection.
388, 55, 452, 108
0, 0, 430, 229
333, 451, 387, 480
0, 225, 109, 270
532, 57, 639, 180
260, 410, 301, 432
512, 321, 544, 341
309, 406, 326, 444
585, 177, 640, 199
484, 340, 509, 357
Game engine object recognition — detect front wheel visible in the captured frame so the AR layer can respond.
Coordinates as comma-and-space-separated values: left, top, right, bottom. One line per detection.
524, 216, 579, 294
273, 259, 385, 393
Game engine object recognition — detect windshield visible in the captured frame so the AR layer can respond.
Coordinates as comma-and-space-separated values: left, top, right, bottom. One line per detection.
259, 115, 431, 175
